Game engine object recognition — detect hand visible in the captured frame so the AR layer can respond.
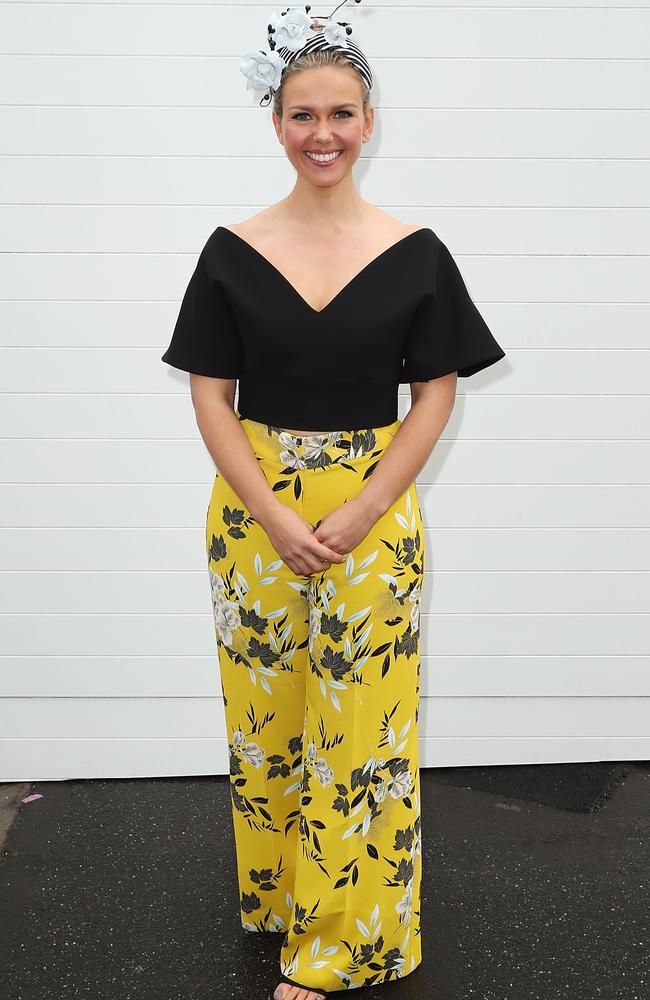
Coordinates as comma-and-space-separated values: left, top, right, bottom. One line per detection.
263, 502, 346, 577
312, 496, 379, 558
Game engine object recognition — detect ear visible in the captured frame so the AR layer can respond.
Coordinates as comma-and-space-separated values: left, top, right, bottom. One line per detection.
271, 110, 284, 143
363, 104, 375, 140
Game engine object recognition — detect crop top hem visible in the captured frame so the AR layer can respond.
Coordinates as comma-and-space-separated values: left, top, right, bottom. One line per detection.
236, 399, 400, 433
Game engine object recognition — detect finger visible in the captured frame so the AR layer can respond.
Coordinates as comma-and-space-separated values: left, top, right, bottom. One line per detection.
300, 559, 324, 576
314, 543, 345, 562
308, 560, 331, 574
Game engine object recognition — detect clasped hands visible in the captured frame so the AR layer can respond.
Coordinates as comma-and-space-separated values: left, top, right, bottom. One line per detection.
265, 495, 381, 578
310, 496, 379, 566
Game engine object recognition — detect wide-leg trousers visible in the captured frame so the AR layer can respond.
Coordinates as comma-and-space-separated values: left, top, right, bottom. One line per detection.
205, 413, 424, 993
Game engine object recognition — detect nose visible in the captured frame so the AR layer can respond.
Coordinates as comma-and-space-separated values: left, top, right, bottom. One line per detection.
312, 120, 334, 141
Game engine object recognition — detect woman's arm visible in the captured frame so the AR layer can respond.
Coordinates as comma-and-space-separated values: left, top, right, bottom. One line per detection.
189, 375, 346, 574
353, 373, 457, 521
189, 375, 283, 526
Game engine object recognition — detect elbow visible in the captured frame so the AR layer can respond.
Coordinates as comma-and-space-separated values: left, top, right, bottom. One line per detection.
410, 370, 457, 412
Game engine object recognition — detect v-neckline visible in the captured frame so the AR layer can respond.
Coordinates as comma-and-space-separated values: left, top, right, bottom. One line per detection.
218, 225, 428, 316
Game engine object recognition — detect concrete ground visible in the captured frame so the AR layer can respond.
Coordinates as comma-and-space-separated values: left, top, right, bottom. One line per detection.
0, 762, 648, 1000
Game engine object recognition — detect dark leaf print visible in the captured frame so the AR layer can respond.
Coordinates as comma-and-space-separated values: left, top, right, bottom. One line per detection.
208, 533, 227, 562
320, 646, 353, 681
271, 478, 292, 492
362, 459, 380, 480
319, 612, 348, 642
239, 606, 269, 636
246, 635, 282, 667
241, 891, 261, 914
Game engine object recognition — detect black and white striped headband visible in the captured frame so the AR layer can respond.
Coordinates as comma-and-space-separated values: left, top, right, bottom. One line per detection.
240, 1, 373, 108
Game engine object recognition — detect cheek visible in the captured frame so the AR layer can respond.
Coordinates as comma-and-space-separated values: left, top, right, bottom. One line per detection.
283, 123, 362, 151
285, 130, 303, 149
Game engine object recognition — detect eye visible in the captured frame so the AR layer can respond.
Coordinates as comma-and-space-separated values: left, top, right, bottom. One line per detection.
291, 110, 353, 121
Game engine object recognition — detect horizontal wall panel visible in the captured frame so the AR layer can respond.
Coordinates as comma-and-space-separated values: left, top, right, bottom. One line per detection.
1, 438, 648, 485
12, 1, 650, 10
2, 613, 648, 657
11, 0, 650, 8
3, 54, 650, 111
3, 108, 650, 157
2, 300, 649, 351
1, 695, 648, 741
2, 158, 649, 208
3, 252, 649, 305
5, 347, 650, 395
3, 733, 647, 783
2, 495, 650, 533
3, 6, 650, 60
4, 207, 650, 256
3, 394, 650, 441
0, 571, 648, 616
2, 656, 649, 699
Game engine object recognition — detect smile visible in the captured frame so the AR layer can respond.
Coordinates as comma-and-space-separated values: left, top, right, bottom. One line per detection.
304, 150, 343, 163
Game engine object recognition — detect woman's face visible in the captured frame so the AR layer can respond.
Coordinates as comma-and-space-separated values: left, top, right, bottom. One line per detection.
273, 66, 373, 183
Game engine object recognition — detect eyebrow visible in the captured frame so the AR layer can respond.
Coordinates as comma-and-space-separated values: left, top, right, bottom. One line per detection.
287, 103, 357, 111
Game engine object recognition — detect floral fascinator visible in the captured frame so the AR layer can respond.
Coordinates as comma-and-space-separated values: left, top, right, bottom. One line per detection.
240, 1, 373, 108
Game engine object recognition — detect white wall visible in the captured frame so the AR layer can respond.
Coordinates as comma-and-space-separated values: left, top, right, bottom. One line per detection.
1, 0, 649, 780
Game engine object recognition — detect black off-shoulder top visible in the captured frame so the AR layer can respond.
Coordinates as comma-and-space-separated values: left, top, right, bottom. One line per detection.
161, 225, 506, 431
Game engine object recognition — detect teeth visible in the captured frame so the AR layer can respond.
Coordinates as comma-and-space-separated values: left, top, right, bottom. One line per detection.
305, 151, 342, 162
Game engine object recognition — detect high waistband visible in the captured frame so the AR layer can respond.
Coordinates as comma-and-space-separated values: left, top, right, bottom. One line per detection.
237, 412, 402, 469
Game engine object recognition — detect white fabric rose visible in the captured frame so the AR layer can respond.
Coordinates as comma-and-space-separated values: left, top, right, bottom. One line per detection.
323, 20, 350, 47
239, 49, 284, 93
272, 7, 316, 52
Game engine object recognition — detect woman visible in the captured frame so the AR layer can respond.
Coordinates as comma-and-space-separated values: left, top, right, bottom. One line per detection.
161, 4, 506, 998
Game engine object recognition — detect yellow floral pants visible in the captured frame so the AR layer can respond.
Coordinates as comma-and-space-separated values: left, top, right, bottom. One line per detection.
206, 414, 424, 993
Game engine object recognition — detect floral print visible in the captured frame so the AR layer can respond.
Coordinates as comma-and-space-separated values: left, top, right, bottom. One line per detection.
206, 414, 425, 992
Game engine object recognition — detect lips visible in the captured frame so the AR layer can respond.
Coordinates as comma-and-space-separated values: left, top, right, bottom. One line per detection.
304, 150, 343, 163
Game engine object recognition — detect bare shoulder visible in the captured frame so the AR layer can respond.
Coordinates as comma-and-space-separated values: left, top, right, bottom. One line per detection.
222, 207, 281, 241
369, 209, 426, 241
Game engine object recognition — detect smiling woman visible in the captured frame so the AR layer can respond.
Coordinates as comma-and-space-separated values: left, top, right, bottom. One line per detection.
161, 2, 506, 997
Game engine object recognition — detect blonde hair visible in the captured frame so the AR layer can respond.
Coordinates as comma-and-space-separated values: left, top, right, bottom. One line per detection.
272, 47, 372, 118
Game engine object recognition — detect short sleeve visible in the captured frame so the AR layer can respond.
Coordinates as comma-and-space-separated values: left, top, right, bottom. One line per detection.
161, 243, 242, 378
401, 239, 506, 381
